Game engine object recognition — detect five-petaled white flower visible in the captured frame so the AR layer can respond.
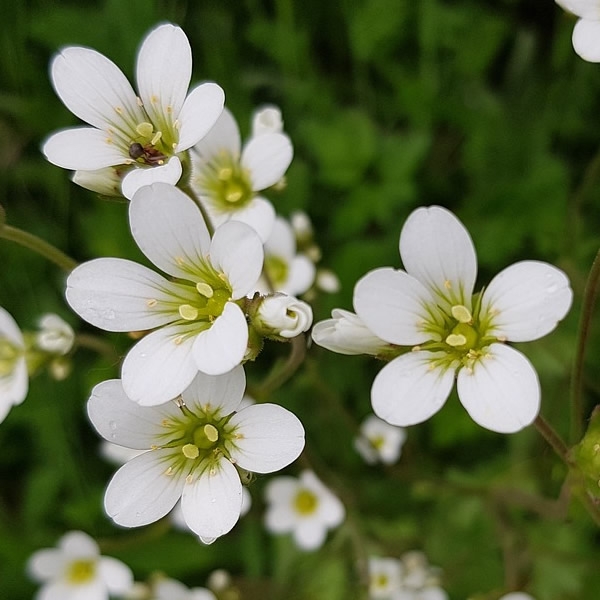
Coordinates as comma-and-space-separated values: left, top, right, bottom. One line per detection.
556, 1, 600, 62
264, 469, 345, 550
0, 307, 28, 424
190, 107, 293, 242
66, 182, 264, 406
43, 23, 224, 198
368, 557, 404, 599
27, 530, 133, 600
354, 415, 406, 465
88, 366, 304, 542
350, 206, 573, 434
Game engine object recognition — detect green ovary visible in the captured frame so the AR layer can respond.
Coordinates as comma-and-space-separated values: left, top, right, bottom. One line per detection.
198, 151, 253, 210
294, 489, 318, 515
66, 559, 96, 584
0, 337, 19, 377
265, 255, 289, 288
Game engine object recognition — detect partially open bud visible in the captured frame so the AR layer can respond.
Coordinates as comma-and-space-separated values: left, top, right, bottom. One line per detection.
36, 314, 75, 355
251, 293, 313, 340
572, 405, 600, 502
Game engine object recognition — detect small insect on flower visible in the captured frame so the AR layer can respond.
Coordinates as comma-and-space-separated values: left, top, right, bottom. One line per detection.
128, 142, 167, 165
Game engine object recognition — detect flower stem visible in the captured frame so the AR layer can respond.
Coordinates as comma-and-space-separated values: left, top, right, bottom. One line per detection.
74, 333, 121, 364
570, 246, 600, 441
0, 224, 77, 272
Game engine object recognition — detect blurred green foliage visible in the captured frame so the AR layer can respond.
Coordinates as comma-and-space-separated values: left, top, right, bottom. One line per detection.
1, 0, 600, 599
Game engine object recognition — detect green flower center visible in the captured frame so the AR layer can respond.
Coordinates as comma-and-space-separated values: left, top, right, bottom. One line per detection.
294, 489, 318, 515
0, 337, 20, 377
66, 559, 96, 584
264, 255, 289, 289
127, 121, 172, 166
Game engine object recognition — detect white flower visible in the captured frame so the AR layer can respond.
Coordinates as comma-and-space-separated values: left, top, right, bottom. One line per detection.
151, 578, 216, 600
251, 105, 284, 136
253, 293, 313, 339
499, 594, 535, 600
87, 366, 304, 542
353, 206, 573, 434
66, 182, 264, 406
36, 314, 75, 355
258, 216, 316, 295
190, 107, 293, 241
43, 23, 224, 197
316, 269, 341, 294
0, 307, 28, 424
556, 1, 600, 62
264, 470, 345, 550
368, 557, 404, 599
27, 530, 133, 600
354, 415, 406, 465
312, 308, 394, 356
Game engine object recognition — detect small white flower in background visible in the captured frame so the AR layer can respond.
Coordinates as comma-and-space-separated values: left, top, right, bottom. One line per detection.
190, 106, 293, 242
150, 577, 216, 600
368, 557, 404, 599
355, 415, 406, 465
35, 314, 75, 355
264, 469, 345, 551
556, 1, 600, 62
0, 307, 27, 424
87, 366, 304, 543
315, 269, 341, 294
395, 551, 447, 600
206, 569, 231, 593
251, 105, 284, 136
43, 23, 224, 198
312, 309, 395, 357
348, 206, 572, 434
499, 594, 535, 600
66, 182, 264, 406
257, 216, 316, 296
27, 530, 133, 600
251, 293, 313, 340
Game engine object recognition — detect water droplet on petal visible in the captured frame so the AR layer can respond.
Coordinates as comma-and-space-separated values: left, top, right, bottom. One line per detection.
109, 421, 117, 430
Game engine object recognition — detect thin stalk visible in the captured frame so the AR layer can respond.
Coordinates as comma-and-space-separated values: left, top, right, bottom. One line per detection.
0, 225, 77, 272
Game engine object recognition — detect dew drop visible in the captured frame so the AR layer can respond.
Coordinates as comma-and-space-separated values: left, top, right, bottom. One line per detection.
109, 421, 117, 430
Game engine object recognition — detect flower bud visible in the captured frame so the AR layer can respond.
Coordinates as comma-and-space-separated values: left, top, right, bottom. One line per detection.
252, 293, 313, 340
572, 405, 600, 502
251, 105, 284, 136
36, 314, 75, 355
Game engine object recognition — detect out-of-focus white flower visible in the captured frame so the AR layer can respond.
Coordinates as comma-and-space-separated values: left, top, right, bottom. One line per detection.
395, 551, 447, 600
351, 206, 572, 433
312, 309, 394, 357
151, 577, 216, 600
252, 105, 284, 136
252, 293, 313, 340
43, 23, 224, 198
0, 307, 28, 424
315, 269, 341, 294
190, 107, 293, 241
354, 415, 406, 465
556, 1, 600, 62
499, 594, 535, 600
88, 367, 304, 543
290, 210, 313, 242
264, 470, 345, 551
206, 569, 231, 593
36, 314, 75, 355
368, 557, 404, 599
258, 217, 316, 295
27, 530, 133, 600
66, 182, 264, 406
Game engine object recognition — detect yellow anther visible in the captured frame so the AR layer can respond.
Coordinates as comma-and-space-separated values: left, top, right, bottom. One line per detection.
196, 282, 214, 298
186, 474, 194, 483
167, 105, 173, 114
444, 279, 452, 289
209, 468, 216, 476
204, 424, 219, 442
225, 190, 243, 203
174, 336, 184, 345
165, 466, 173, 475
151, 131, 162, 145
151, 95, 159, 104
179, 304, 199, 321
146, 298, 158, 307
451, 305, 472, 323
136, 122, 154, 138
446, 333, 467, 347
175, 256, 185, 265
173, 119, 180, 130
105, 137, 113, 144
114, 106, 123, 114
218, 167, 233, 180
182, 443, 200, 459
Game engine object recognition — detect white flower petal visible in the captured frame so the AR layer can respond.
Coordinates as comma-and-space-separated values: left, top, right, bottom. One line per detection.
88, 379, 181, 448
285, 256, 316, 296
0, 357, 27, 408
104, 448, 186, 527
371, 352, 455, 426
481, 261, 573, 342
121, 325, 198, 406
181, 365, 246, 416
59, 531, 99, 557
66, 258, 177, 332
0, 307, 24, 346
27, 549, 65, 581
181, 457, 242, 539
573, 19, 600, 62
210, 221, 264, 297
177, 83, 225, 151
294, 521, 327, 551
51, 46, 143, 132
43, 127, 126, 170
136, 24, 191, 128
192, 302, 248, 375
457, 343, 540, 433
121, 157, 182, 200
228, 404, 305, 473
129, 183, 210, 278
228, 195, 276, 243
400, 206, 477, 306
354, 267, 434, 345
98, 557, 133, 594
242, 133, 293, 191
192, 107, 241, 160
38, 581, 105, 600
72, 167, 122, 196
265, 216, 296, 260
265, 476, 298, 504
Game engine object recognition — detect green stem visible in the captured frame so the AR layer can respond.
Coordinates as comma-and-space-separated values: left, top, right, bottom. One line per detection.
570, 246, 600, 441
74, 333, 121, 364
0, 225, 77, 272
